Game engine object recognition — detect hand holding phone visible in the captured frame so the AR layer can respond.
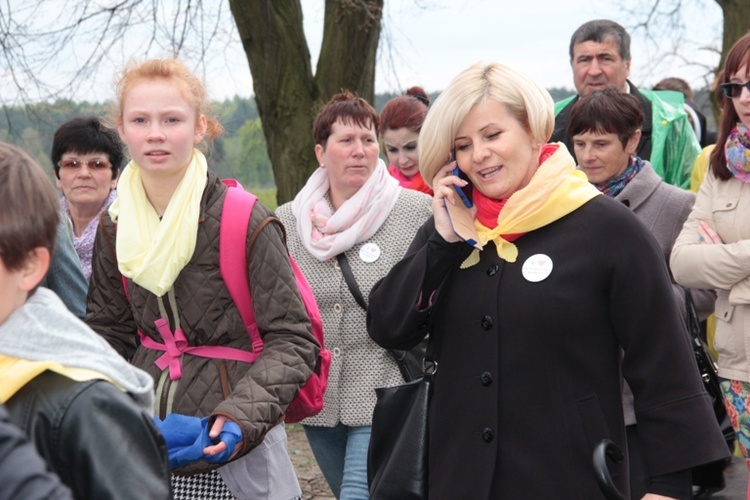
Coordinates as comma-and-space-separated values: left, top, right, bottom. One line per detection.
450, 151, 473, 208
444, 150, 480, 249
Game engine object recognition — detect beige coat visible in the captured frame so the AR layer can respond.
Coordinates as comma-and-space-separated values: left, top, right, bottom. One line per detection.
671, 168, 750, 382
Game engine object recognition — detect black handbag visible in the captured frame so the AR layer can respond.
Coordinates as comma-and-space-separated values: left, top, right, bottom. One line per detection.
368, 354, 434, 500
336, 252, 427, 382
684, 288, 736, 490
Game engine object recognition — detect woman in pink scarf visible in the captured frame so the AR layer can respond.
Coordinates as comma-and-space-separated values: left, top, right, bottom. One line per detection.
276, 92, 432, 499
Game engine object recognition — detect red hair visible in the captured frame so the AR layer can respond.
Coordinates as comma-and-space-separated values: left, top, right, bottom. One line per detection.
379, 86, 430, 133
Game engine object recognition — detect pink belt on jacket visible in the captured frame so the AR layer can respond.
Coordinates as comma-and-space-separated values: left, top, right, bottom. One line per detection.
138, 318, 260, 381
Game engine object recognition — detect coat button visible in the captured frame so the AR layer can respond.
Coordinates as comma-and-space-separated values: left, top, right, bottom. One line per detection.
482, 428, 494, 442
486, 264, 499, 276
334, 303, 342, 313
481, 372, 493, 386
481, 315, 493, 330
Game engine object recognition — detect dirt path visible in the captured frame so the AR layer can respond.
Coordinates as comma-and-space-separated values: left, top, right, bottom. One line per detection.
286, 424, 335, 499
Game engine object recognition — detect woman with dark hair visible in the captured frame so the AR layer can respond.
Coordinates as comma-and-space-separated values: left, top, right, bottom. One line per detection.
379, 87, 433, 194
568, 87, 718, 498
671, 32, 750, 495
52, 117, 124, 280
276, 92, 432, 499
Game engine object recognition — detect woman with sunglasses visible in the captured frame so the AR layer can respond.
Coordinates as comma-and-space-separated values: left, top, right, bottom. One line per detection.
52, 117, 124, 280
671, 32, 750, 494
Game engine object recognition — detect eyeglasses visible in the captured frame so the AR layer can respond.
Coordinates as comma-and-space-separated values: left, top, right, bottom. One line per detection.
720, 81, 750, 99
58, 159, 112, 171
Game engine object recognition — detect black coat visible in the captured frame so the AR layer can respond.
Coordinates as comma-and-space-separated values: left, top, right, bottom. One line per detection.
0, 404, 71, 499
6, 371, 171, 500
368, 196, 729, 499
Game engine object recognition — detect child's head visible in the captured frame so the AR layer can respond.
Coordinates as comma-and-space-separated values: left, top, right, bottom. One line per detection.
111, 59, 223, 148
0, 141, 59, 322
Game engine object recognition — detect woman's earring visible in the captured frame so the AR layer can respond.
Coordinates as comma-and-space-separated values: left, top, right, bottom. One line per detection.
320, 164, 326, 169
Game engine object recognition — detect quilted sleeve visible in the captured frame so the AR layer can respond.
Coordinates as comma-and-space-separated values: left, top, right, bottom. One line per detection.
213, 202, 318, 448
85, 213, 139, 360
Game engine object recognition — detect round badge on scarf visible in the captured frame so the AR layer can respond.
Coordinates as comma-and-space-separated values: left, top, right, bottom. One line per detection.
521, 253, 553, 282
359, 243, 381, 263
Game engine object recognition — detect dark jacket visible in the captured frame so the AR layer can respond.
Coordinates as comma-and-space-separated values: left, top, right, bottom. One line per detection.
368, 195, 730, 499
6, 371, 170, 499
86, 172, 318, 473
0, 403, 72, 500
616, 162, 714, 321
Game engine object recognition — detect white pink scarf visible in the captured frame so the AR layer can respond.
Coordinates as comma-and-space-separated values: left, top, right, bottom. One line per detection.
291, 159, 401, 261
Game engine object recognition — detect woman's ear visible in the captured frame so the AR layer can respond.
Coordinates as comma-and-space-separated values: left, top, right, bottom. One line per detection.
111, 168, 120, 190
194, 115, 208, 145
18, 247, 51, 292
314, 144, 325, 166
627, 129, 642, 155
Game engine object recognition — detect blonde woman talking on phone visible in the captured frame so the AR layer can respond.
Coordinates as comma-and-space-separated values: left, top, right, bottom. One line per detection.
367, 61, 729, 500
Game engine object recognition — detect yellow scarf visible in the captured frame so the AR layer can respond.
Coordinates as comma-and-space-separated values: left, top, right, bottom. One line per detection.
0, 355, 119, 403
462, 145, 601, 268
109, 149, 208, 297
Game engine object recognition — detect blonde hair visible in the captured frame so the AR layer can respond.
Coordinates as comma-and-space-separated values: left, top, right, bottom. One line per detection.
419, 62, 554, 186
111, 59, 223, 147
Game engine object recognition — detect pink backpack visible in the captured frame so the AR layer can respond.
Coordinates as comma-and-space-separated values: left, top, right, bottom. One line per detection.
219, 181, 330, 423
120, 180, 330, 424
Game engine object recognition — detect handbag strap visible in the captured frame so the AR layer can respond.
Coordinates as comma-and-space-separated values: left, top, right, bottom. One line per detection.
337, 253, 368, 311
684, 287, 704, 342
337, 252, 436, 372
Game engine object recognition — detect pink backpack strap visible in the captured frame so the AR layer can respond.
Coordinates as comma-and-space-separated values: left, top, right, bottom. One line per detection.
220, 182, 265, 355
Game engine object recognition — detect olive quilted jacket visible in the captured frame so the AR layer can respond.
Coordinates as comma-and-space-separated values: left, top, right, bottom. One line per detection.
86, 172, 318, 472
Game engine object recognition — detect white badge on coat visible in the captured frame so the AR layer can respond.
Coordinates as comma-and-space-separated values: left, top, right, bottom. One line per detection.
521, 253, 553, 282
359, 243, 381, 263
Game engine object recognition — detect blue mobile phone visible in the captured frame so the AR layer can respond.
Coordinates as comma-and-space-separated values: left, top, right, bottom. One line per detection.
450, 150, 473, 208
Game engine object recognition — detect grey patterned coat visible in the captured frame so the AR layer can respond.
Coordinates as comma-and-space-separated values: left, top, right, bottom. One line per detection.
277, 188, 432, 427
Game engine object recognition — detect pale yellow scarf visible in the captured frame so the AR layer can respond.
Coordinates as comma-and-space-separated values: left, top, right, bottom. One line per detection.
462, 145, 601, 268
109, 149, 207, 296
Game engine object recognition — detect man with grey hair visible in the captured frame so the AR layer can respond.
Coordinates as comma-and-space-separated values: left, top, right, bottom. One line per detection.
550, 19, 700, 188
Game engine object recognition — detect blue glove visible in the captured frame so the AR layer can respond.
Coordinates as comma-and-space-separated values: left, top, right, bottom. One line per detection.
153, 414, 243, 468
153, 414, 202, 450
204, 419, 242, 464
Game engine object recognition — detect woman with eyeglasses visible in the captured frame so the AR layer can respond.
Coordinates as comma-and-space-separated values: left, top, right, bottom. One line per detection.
52, 117, 124, 280
671, 32, 750, 493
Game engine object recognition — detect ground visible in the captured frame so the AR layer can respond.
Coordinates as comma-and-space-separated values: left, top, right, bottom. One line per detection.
286, 424, 334, 499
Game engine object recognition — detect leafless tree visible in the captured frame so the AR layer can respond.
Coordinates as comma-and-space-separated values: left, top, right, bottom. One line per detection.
0, 0, 384, 203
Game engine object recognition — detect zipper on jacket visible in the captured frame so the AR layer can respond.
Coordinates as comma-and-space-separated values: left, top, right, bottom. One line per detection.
155, 370, 170, 419
153, 292, 182, 419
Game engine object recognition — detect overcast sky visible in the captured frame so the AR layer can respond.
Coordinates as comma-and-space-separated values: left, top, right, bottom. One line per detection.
1, 0, 724, 103
305, 0, 724, 95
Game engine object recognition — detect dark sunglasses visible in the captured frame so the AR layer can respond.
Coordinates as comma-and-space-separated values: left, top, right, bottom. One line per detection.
58, 159, 112, 171
720, 81, 750, 99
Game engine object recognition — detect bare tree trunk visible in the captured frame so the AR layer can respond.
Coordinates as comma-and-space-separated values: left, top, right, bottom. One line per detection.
316, 0, 383, 104
229, 0, 383, 205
